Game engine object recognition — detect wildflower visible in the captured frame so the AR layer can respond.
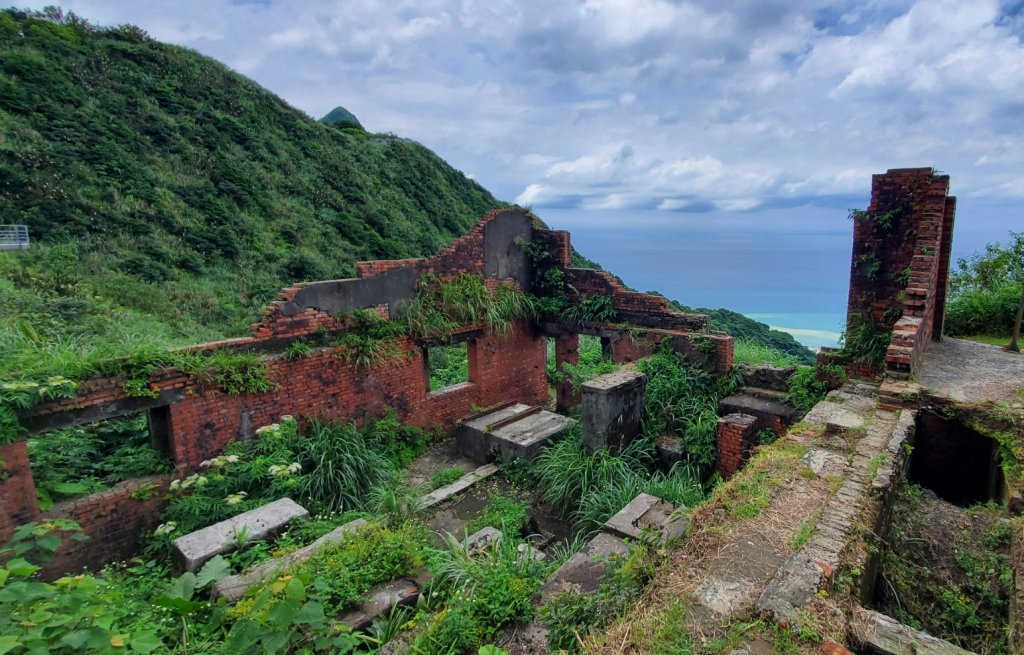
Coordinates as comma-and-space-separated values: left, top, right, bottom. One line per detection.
154, 521, 177, 536
169, 479, 182, 491
225, 492, 247, 505
224, 454, 240, 464
287, 462, 301, 474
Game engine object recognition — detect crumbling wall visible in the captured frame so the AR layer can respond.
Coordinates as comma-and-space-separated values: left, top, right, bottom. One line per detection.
833, 168, 956, 380
5, 206, 707, 573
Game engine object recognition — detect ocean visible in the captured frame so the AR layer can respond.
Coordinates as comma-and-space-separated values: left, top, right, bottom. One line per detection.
539, 200, 1013, 351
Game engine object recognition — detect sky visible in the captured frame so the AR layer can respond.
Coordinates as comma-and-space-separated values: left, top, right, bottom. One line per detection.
23, 0, 1024, 296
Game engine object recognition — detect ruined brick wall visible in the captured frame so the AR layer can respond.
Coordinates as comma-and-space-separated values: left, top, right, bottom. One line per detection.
166, 324, 546, 469
39, 475, 173, 577
7, 206, 715, 573
0, 441, 40, 545
716, 413, 759, 478
843, 168, 956, 379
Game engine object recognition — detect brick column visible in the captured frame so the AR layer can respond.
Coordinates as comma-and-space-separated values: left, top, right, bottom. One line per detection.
0, 441, 41, 545
716, 413, 758, 479
554, 333, 580, 411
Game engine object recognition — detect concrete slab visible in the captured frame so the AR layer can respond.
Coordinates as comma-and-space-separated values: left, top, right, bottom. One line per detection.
918, 337, 1024, 405
172, 498, 308, 573
212, 518, 367, 602
456, 404, 574, 463
801, 449, 847, 477
421, 463, 500, 509
540, 532, 633, 602
603, 493, 688, 544
850, 607, 974, 655
337, 574, 427, 630
720, 393, 801, 427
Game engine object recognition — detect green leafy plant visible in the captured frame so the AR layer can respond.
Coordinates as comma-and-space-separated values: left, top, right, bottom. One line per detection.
784, 366, 828, 413
466, 495, 530, 535
282, 340, 314, 360
430, 467, 467, 490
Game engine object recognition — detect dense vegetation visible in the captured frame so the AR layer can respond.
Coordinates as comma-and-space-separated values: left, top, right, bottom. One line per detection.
0, 7, 500, 387
945, 232, 1023, 341
668, 302, 815, 364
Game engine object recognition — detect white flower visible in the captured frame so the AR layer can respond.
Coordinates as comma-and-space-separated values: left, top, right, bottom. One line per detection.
194, 475, 209, 487
280, 415, 295, 423
154, 521, 177, 536
169, 479, 182, 491
225, 492, 247, 505
268, 465, 285, 476
224, 455, 240, 464
287, 462, 302, 474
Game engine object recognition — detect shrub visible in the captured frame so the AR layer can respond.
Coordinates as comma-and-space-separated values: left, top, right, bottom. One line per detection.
466, 495, 530, 535
784, 366, 827, 413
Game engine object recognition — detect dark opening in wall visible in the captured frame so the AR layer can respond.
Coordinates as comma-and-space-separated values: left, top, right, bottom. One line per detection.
426, 341, 471, 392
908, 409, 1001, 506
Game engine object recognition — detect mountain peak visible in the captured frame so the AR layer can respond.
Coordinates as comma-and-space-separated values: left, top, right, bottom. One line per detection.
320, 106, 363, 130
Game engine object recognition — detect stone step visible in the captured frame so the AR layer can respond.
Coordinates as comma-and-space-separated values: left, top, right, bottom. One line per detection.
719, 393, 801, 428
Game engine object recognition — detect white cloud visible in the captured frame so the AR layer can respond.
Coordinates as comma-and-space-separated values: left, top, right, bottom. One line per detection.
21, 0, 1024, 214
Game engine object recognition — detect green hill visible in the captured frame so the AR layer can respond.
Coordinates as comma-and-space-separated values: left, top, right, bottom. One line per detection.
0, 9, 501, 376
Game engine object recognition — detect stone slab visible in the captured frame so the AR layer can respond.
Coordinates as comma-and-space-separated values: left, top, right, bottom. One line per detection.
212, 518, 368, 602
540, 532, 633, 602
172, 498, 309, 573
456, 404, 573, 463
337, 573, 427, 631
719, 393, 801, 426
850, 607, 975, 655
421, 463, 499, 509
603, 492, 688, 544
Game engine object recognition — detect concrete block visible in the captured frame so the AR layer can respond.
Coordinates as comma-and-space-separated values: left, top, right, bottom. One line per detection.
172, 498, 308, 573
582, 370, 647, 453
604, 493, 688, 544
456, 404, 573, 463
421, 463, 499, 509
465, 526, 503, 552
540, 532, 633, 602
338, 573, 428, 630
212, 518, 367, 602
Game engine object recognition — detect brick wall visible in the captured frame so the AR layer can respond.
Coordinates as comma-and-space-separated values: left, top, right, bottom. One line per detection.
841, 168, 956, 380
716, 413, 759, 478
0, 441, 40, 545
7, 206, 725, 573
40, 475, 173, 577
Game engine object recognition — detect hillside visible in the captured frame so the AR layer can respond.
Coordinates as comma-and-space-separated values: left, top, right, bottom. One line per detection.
0, 9, 501, 375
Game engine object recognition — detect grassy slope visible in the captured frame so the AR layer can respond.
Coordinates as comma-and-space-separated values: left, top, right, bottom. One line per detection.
0, 10, 500, 377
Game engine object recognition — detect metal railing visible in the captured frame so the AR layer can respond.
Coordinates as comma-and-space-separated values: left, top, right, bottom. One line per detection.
0, 225, 29, 250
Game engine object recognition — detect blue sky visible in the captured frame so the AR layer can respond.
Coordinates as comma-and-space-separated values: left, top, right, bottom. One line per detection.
27, 0, 1023, 247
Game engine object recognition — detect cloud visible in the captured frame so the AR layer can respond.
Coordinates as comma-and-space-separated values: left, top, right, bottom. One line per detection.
24, 0, 1024, 216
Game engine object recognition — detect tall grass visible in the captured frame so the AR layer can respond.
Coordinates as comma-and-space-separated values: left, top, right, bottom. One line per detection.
298, 420, 395, 513
733, 339, 801, 367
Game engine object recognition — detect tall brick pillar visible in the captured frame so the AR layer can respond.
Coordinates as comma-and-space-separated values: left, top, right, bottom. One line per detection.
0, 441, 41, 545
554, 333, 580, 411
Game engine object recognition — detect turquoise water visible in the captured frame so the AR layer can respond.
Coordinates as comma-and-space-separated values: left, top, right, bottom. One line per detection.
743, 312, 844, 350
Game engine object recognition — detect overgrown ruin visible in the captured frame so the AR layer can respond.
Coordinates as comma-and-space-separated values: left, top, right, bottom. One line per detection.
3, 168, 1023, 654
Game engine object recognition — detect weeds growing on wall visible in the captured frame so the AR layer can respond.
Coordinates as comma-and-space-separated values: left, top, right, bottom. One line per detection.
838, 313, 891, 366
27, 414, 173, 509
402, 274, 534, 341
